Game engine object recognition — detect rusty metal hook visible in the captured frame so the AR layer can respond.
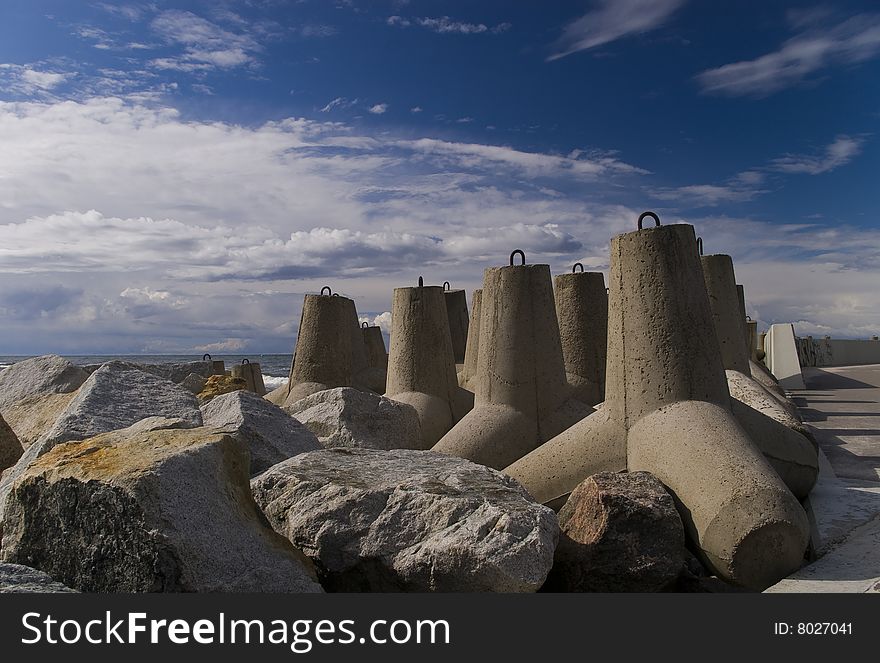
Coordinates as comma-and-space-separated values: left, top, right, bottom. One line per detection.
361, 321, 369, 329
418, 276, 424, 287
572, 262, 584, 273
697, 237, 704, 255
443, 281, 450, 291
510, 249, 525, 266
202, 353, 211, 361
241, 358, 249, 365
320, 286, 332, 296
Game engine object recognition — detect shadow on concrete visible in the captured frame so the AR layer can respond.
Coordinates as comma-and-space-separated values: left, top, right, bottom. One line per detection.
812, 428, 880, 483
804, 369, 878, 390
800, 410, 880, 422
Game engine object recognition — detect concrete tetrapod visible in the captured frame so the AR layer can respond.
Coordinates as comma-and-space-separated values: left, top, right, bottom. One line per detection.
504, 216, 809, 590
284, 288, 353, 406
434, 252, 592, 470
701, 254, 817, 499
443, 282, 469, 366
231, 359, 267, 396
457, 288, 482, 391
341, 298, 386, 394
385, 279, 473, 448
361, 322, 388, 394
554, 264, 607, 406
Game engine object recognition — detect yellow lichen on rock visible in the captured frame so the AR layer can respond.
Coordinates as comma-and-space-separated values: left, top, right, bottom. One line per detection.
197, 375, 247, 404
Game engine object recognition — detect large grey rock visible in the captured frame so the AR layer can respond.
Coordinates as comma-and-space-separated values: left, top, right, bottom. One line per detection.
251, 448, 558, 592
0, 362, 203, 525
180, 373, 207, 394
0, 563, 78, 593
0, 425, 322, 593
0, 392, 76, 450
89, 360, 219, 384
0, 415, 23, 474
0, 355, 88, 412
543, 471, 685, 592
201, 390, 321, 476
39, 361, 203, 450
285, 387, 422, 450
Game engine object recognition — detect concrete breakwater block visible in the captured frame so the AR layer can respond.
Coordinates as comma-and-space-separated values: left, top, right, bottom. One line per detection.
457, 288, 482, 392
443, 282, 470, 364
701, 253, 818, 498
505, 215, 810, 590
554, 266, 608, 407
385, 279, 473, 448
230, 359, 267, 396
434, 254, 592, 470
251, 448, 558, 592
0, 425, 322, 593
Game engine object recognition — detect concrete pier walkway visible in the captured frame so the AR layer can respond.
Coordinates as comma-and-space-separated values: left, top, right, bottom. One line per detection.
765, 364, 880, 593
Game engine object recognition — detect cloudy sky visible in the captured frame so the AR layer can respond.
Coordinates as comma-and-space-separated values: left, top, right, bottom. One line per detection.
1, 0, 879, 354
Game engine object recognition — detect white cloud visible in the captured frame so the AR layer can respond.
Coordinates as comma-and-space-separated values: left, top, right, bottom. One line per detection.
94, 3, 146, 22
388, 16, 510, 35
368, 103, 388, 114
320, 96, 357, 112
0, 64, 70, 96
769, 135, 865, 175
696, 14, 880, 96
548, 0, 686, 61
149, 10, 262, 71
410, 106, 423, 113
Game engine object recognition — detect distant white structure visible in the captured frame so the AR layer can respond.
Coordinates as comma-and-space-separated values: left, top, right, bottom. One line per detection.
764, 323, 806, 389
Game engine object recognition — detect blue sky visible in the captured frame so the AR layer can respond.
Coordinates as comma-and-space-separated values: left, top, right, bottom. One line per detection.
1, 0, 879, 354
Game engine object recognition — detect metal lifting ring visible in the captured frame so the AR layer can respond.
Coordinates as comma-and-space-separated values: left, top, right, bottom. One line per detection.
332, 293, 339, 297
241, 358, 249, 365
320, 286, 332, 296
606, 287, 610, 295
572, 262, 584, 273
746, 315, 752, 321
443, 281, 450, 291
362, 321, 369, 329
418, 276, 424, 287
510, 249, 525, 266
697, 237, 704, 255
202, 353, 212, 361
637, 211, 660, 230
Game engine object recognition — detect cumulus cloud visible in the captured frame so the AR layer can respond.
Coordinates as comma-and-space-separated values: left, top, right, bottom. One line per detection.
696, 13, 880, 96
368, 103, 388, 114
548, 0, 686, 61
0, 64, 70, 97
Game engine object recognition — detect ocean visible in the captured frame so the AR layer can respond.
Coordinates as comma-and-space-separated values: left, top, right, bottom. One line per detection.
0, 354, 293, 391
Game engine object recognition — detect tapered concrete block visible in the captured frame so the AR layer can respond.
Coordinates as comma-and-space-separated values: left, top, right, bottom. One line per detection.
443, 282, 469, 364
285, 290, 353, 405
434, 254, 592, 470
701, 255, 817, 497
385, 281, 472, 448
505, 217, 809, 590
554, 266, 607, 406
230, 360, 267, 396
457, 288, 482, 391
766, 323, 806, 389
361, 322, 388, 394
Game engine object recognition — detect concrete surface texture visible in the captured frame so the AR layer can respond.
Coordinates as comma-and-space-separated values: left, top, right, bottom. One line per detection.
457, 288, 482, 392
701, 255, 749, 375
385, 282, 472, 448
700, 254, 817, 498
765, 323, 806, 389
362, 324, 388, 372
443, 284, 470, 364
799, 337, 880, 368
554, 269, 608, 407
434, 258, 592, 470
505, 220, 809, 590
285, 292, 354, 405
230, 360, 267, 396
766, 366, 880, 592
